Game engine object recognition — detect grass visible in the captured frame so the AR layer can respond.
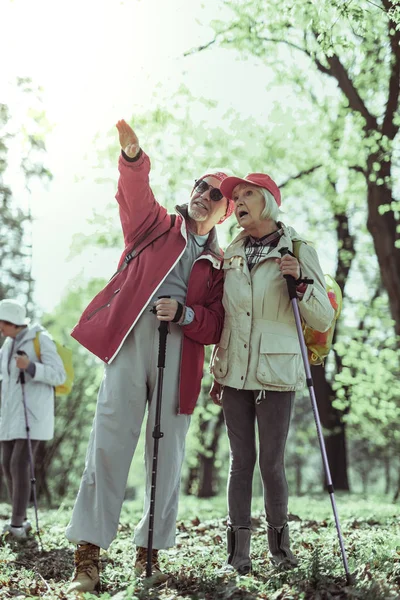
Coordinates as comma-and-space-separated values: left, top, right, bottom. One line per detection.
0, 493, 399, 599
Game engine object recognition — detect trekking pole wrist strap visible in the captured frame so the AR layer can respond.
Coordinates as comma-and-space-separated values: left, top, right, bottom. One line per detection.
172, 302, 184, 323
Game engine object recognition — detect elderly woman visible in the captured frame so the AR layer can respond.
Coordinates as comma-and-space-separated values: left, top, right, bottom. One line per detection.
0, 299, 66, 539
210, 173, 334, 574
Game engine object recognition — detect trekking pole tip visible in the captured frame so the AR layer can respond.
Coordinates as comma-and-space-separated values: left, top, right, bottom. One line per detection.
346, 572, 356, 586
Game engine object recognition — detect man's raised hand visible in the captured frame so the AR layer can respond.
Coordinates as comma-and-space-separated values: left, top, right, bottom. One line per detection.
116, 119, 140, 159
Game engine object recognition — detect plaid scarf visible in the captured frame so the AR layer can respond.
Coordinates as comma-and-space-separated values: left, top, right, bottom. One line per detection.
245, 227, 284, 271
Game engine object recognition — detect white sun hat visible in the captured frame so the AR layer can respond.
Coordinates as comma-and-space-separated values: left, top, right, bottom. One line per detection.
0, 299, 30, 325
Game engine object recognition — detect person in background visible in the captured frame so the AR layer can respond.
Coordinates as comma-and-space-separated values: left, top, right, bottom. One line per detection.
210, 173, 334, 574
65, 119, 234, 593
0, 299, 66, 539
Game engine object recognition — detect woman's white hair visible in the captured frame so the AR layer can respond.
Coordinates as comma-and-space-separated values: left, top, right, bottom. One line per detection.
259, 188, 280, 221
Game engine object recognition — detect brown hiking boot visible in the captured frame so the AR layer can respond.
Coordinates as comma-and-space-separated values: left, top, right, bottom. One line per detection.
134, 546, 169, 582
67, 543, 101, 594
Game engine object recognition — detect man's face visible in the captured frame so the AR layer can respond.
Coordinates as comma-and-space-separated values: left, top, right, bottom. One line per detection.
0, 321, 17, 338
188, 176, 229, 229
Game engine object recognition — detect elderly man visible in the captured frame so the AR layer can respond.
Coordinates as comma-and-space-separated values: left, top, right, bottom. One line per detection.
66, 120, 233, 593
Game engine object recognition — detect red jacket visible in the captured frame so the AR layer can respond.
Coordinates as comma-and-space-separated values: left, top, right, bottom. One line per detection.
71, 151, 224, 414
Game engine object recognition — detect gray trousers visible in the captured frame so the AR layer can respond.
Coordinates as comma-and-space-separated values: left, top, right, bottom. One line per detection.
66, 309, 191, 550
222, 387, 294, 529
1, 439, 40, 526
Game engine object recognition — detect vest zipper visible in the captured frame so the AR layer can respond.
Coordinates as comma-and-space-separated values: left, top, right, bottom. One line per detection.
87, 289, 121, 320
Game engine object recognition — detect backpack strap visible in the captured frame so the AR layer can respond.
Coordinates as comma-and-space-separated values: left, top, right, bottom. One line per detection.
291, 239, 310, 283
33, 332, 41, 361
291, 239, 305, 260
123, 214, 177, 265
110, 214, 177, 281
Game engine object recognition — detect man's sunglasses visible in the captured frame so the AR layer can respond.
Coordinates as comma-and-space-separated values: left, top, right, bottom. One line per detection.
194, 179, 224, 202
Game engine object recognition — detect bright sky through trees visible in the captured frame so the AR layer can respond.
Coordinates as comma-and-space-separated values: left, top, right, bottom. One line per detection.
1, 0, 319, 312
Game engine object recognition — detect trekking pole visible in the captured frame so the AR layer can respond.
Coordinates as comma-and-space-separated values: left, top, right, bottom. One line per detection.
16, 351, 43, 552
147, 298, 170, 578
279, 248, 353, 585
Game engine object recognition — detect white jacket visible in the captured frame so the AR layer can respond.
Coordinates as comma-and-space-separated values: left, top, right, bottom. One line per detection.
0, 324, 66, 441
211, 225, 335, 392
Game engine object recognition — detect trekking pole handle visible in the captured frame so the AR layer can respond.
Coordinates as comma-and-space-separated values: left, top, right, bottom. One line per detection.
157, 296, 170, 368
279, 247, 298, 300
16, 350, 27, 384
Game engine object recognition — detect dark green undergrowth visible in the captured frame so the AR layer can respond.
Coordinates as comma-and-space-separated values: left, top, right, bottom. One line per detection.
0, 494, 399, 599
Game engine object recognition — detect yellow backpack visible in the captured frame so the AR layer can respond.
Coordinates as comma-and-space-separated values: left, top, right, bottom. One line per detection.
292, 240, 342, 366
33, 332, 74, 396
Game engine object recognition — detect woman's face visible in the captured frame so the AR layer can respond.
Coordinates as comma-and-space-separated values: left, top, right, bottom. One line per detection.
0, 321, 18, 338
232, 184, 265, 229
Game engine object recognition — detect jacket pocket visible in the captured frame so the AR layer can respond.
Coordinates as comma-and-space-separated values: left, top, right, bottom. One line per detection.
256, 332, 301, 387
211, 328, 231, 379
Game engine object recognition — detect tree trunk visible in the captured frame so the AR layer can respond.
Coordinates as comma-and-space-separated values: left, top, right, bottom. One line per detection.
361, 467, 369, 496
294, 455, 303, 496
196, 410, 225, 498
313, 16, 400, 333
197, 457, 216, 498
0, 469, 9, 502
393, 463, 400, 502
185, 466, 199, 496
34, 441, 52, 506
308, 206, 354, 492
311, 365, 350, 490
384, 454, 391, 495
366, 166, 400, 336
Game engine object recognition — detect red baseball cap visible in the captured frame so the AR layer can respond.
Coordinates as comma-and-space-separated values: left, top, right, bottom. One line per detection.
220, 173, 281, 207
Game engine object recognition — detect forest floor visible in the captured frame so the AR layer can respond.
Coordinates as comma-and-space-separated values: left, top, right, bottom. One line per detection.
0, 493, 399, 599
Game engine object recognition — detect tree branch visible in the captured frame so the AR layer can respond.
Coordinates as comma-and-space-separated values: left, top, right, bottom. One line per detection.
349, 164, 367, 177
279, 164, 323, 188
185, 26, 381, 135
183, 28, 232, 57
382, 1, 400, 137
258, 36, 312, 58
358, 284, 383, 333
183, 38, 217, 57
322, 54, 379, 130
258, 34, 378, 131
332, 196, 356, 296
365, 0, 387, 11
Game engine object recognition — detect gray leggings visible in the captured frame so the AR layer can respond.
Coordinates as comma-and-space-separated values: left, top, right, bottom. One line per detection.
222, 387, 294, 529
1, 439, 40, 526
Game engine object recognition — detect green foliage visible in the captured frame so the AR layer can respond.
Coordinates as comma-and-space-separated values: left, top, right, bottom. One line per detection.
36, 278, 106, 503
0, 78, 51, 308
200, 0, 400, 492
183, 347, 228, 498
0, 494, 399, 598
57, 0, 400, 502
205, 0, 400, 295
332, 289, 400, 451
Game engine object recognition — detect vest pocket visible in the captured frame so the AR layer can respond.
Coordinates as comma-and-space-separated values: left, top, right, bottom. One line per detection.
211, 328, 231, 378
256, 332, 301, 387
